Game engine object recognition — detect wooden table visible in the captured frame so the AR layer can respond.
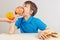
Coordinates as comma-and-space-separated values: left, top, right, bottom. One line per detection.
0, 33, 60, 40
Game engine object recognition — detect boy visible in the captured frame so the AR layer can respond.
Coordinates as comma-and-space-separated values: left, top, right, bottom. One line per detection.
9, 1, 56, 40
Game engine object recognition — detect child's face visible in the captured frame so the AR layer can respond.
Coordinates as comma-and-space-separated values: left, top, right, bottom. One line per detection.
23, 4, 33, 16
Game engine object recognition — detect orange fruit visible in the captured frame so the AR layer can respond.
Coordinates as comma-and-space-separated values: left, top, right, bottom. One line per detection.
6, 12, 14, 20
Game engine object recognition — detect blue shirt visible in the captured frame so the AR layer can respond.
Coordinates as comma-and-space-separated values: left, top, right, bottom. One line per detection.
15, 16, 47, 33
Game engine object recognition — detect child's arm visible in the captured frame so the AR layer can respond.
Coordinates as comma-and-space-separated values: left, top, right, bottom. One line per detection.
8, 15, 19, 34
8, 22, 17, 34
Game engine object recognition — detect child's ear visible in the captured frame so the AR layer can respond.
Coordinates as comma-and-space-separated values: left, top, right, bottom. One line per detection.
30, 10, 33, 15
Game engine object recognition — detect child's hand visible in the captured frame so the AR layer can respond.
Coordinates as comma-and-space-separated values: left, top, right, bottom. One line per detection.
38, 31, 48, 40
38, 28, 58, 40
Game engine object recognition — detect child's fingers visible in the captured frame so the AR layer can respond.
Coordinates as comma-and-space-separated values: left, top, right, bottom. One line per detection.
43, 33, 48, 39
38, 33, 48, 40
38, 33, 44, 40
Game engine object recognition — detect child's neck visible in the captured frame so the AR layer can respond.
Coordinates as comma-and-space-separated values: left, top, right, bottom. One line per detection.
24, 15, 31, 21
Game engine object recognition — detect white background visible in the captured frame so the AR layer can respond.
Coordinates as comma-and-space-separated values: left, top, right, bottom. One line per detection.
0, 0, 60, 33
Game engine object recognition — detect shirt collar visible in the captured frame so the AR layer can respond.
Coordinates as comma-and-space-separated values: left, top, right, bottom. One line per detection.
22, 16, 33, 23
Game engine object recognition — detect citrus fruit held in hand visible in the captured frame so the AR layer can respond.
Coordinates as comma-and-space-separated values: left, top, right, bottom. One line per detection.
6, 12, 14, 20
